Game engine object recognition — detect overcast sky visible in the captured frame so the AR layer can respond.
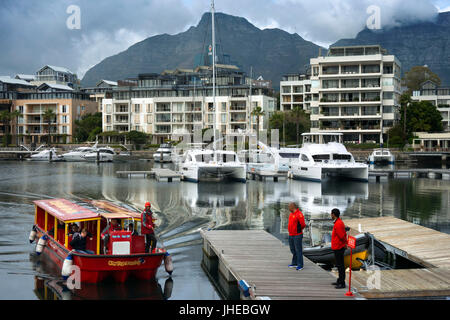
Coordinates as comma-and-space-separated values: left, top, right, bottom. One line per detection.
0, 0, 448, 79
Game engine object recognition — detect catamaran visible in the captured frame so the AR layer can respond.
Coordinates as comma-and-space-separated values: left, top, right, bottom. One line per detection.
177, 0, 246, 183
289, 133, 369, 182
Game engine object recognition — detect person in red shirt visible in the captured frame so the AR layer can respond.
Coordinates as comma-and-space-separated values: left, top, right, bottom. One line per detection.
287, 203, 306, 271
331, 208, 348, 289
142, 202, 157, 253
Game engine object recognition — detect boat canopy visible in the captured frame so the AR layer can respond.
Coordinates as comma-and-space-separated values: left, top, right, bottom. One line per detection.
33, 199, 100, 222
89, 200, 141, 220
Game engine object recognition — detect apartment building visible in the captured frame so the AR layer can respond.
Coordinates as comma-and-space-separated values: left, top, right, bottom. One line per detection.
82, 80, 118, 113
309, 45, 402, 144
102, 66, 276, 144
412, 80, 450, 132
32, 65, 79, 89
12, 90, 97, 144
280, 74, 313, 112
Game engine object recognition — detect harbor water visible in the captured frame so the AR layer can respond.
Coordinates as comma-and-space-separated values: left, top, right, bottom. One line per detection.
0, 160, 449, 300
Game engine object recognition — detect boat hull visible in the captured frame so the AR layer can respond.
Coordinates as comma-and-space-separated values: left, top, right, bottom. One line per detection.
35, 227, 165, 284
304, 233, 370, 269
182, 165, 246, 183
291, 164, 369, 182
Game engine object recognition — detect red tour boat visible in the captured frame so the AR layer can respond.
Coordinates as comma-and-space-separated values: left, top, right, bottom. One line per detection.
29, 199, 171, 283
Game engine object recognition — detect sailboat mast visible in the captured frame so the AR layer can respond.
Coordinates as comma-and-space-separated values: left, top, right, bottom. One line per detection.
211, 0, 217, 151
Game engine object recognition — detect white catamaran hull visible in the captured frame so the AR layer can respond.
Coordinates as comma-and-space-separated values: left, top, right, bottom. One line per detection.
182, 165, 246, 183
290, 164, 369, 182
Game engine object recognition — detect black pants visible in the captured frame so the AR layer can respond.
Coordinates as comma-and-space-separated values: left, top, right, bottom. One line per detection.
333, 248, 346, 285
145, 233, 157, 253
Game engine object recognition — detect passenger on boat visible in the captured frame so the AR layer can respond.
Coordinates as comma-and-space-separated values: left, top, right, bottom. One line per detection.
68, 224, 80, 236
287, 202, 306, 271
331, 208, 347, 289
70, 229, 94, 255
141, 202, 157, 253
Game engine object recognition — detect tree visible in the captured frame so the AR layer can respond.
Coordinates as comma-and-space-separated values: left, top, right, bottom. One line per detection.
74, 112, 102, 143
0, 111, 11, 146
126, 130, 149, 147
389, 99, 443, 147
290, 106, 310, 145
403, 66, 441, 94
250, 106, 265, 143
42, 108, 56, 146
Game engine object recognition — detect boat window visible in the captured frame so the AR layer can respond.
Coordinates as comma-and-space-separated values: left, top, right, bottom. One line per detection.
312, 154, 330, 162
301, 154, 309, 162
279, 153, 301, 159
195, 154, 213, 162
221, 154, 236, 163
101, 149, 115, 155
333, 154, 352, 161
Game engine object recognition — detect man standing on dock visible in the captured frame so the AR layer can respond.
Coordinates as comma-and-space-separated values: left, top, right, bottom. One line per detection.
288, 202, 306, 271
331, 208, 347, 289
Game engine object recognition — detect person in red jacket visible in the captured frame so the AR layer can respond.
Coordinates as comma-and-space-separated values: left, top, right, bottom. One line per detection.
287, 203, 306, 271
142, 202, 157, 253
331, 208, 348, 289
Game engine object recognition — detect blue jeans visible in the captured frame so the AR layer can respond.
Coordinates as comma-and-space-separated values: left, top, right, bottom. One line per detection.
289, 234, 304, 268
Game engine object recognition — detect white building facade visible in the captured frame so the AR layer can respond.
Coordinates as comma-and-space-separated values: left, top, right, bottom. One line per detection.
308, 45, 402, 144
280, 74, 313, 112
412, 80, 450, 132
102, 69, 275, 143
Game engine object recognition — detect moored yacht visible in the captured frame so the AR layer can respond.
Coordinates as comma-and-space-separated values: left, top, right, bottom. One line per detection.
153, 143, 173, 163
178, 149, 246, 183
83, 147, 115, 162
30, 148, 64, 162
368, 148, 395, 165
62, 144, 97, 162
289, 133, 369, 182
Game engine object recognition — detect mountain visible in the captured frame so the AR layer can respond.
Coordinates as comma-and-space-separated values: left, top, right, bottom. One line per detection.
333, 12, 450, 85
81, 12, 324, 88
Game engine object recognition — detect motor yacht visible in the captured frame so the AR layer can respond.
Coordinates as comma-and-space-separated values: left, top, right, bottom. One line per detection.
153, 143, 174, 163
82, 147, 115, 162
62, 145, 97, 162
368, 148, 395, 164
30, 148, 64, 162
289, 133, 369, 182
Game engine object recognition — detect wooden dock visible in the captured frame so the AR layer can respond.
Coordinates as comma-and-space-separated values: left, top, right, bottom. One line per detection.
201, 230, 359, 300
116, 168, 181, 182
342, 217, 450, 298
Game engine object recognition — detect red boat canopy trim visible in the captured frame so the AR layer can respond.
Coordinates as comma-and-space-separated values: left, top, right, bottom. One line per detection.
34, 199, 100, 222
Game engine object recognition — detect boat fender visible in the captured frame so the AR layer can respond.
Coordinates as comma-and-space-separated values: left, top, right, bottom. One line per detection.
164, 252, 174, 275
36, 236, 48, 255
29, 225, 37, 244
238, 280, 251, 298
61, 254, 73, 280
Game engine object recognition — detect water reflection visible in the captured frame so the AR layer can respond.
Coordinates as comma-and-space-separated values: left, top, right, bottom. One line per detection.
34, 277, 173, 300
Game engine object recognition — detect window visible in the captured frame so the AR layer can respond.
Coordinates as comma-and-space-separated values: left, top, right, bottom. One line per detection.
62, 115, 68, 124
61, 105, 67, 113
134, 104, 141, 113
62, 126, 68, 134
383, 92, 394, 100
312, 154, 330, 162
301, 154, 309, 162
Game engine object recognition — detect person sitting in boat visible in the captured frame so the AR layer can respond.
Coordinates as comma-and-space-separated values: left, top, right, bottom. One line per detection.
68, 224, 80, 236
141, 202, 157, 253
128, 221, 138, 236
101, 219, 122, 254
70, 229, 94, 255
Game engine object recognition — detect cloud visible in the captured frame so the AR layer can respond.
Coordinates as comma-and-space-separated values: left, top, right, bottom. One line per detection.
0, 0, 441, 80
